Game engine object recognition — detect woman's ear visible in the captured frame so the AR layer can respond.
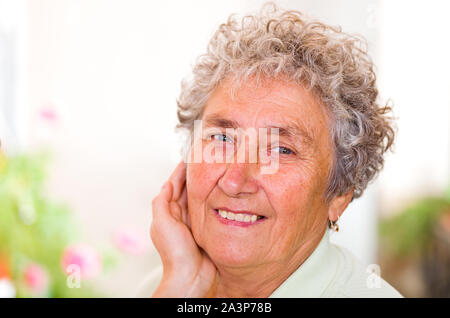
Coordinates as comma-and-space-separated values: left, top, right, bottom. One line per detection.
327, 189, 354, 221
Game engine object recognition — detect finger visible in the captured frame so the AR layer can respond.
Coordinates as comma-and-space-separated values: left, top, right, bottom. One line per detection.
161, 181, 173, 201
179, 186, 190, 228
168, 161, 186, 202
151, 181, 173, 222
170, 201, 182, 221
185, 211, 191, 230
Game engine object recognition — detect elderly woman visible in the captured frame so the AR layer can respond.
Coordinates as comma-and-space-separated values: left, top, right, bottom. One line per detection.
139, 5, 402, 298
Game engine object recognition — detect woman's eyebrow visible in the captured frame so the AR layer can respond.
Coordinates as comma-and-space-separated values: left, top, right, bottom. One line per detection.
204, 116, 239, 129
266, 124, 314, 146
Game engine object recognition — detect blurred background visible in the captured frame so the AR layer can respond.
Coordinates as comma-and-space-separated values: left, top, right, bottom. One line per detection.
0, 0, 449, 297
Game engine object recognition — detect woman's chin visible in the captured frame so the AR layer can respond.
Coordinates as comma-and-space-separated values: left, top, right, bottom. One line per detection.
203, 240, 261, 268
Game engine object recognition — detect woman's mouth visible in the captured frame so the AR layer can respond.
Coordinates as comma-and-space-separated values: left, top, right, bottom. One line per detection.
213, 208, 266, 227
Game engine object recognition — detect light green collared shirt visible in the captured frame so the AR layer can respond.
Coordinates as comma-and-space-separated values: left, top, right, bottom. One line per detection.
137, 230, 402, 298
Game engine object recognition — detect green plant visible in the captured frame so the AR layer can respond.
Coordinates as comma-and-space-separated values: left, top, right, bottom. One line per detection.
379, 188, 450, 258
0, 150, 102, 297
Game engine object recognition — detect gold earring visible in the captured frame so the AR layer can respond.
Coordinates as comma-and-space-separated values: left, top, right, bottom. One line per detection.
328, 216, 340, 232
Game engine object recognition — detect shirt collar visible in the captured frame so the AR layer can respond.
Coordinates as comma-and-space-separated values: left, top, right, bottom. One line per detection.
269, 229, 338, 298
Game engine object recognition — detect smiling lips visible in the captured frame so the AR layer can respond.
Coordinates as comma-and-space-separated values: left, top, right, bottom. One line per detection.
214, 208, 265, 226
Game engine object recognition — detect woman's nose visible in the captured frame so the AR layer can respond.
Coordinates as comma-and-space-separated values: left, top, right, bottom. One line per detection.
217, 163, 259, 197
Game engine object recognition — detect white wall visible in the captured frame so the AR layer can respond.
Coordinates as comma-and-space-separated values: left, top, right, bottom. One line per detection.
377, 0, 450, 214
0, 0, 29, 152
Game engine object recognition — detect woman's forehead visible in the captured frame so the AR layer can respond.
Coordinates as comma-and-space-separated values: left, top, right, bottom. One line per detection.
206, 77, 327, 117
201, 78, 330, 142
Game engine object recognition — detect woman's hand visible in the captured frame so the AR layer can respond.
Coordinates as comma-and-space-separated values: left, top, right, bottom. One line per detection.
150, 161, 217, 297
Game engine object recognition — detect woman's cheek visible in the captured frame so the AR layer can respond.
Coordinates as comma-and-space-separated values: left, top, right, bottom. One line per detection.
261, 170, 310, 215
186, 163, 223, 215
261, 167, 302, 194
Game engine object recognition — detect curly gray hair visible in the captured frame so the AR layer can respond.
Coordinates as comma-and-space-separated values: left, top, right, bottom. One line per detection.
176, 3, 395, 201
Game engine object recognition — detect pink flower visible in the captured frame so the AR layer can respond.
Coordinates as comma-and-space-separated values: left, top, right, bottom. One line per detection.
38, 107, 57, 123
113, 227, 148, 255
24, 264, 48, 294
61, 244, 102, 279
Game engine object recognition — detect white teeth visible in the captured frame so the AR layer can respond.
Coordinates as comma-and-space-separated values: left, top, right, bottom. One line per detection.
217, 210, 261, 223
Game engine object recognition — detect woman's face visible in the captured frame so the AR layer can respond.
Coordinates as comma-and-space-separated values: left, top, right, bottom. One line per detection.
186, 77, 334, 269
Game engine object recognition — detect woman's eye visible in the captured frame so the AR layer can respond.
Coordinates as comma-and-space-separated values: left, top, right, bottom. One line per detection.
211, 134, 233, 143
273, 146, 294, 155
